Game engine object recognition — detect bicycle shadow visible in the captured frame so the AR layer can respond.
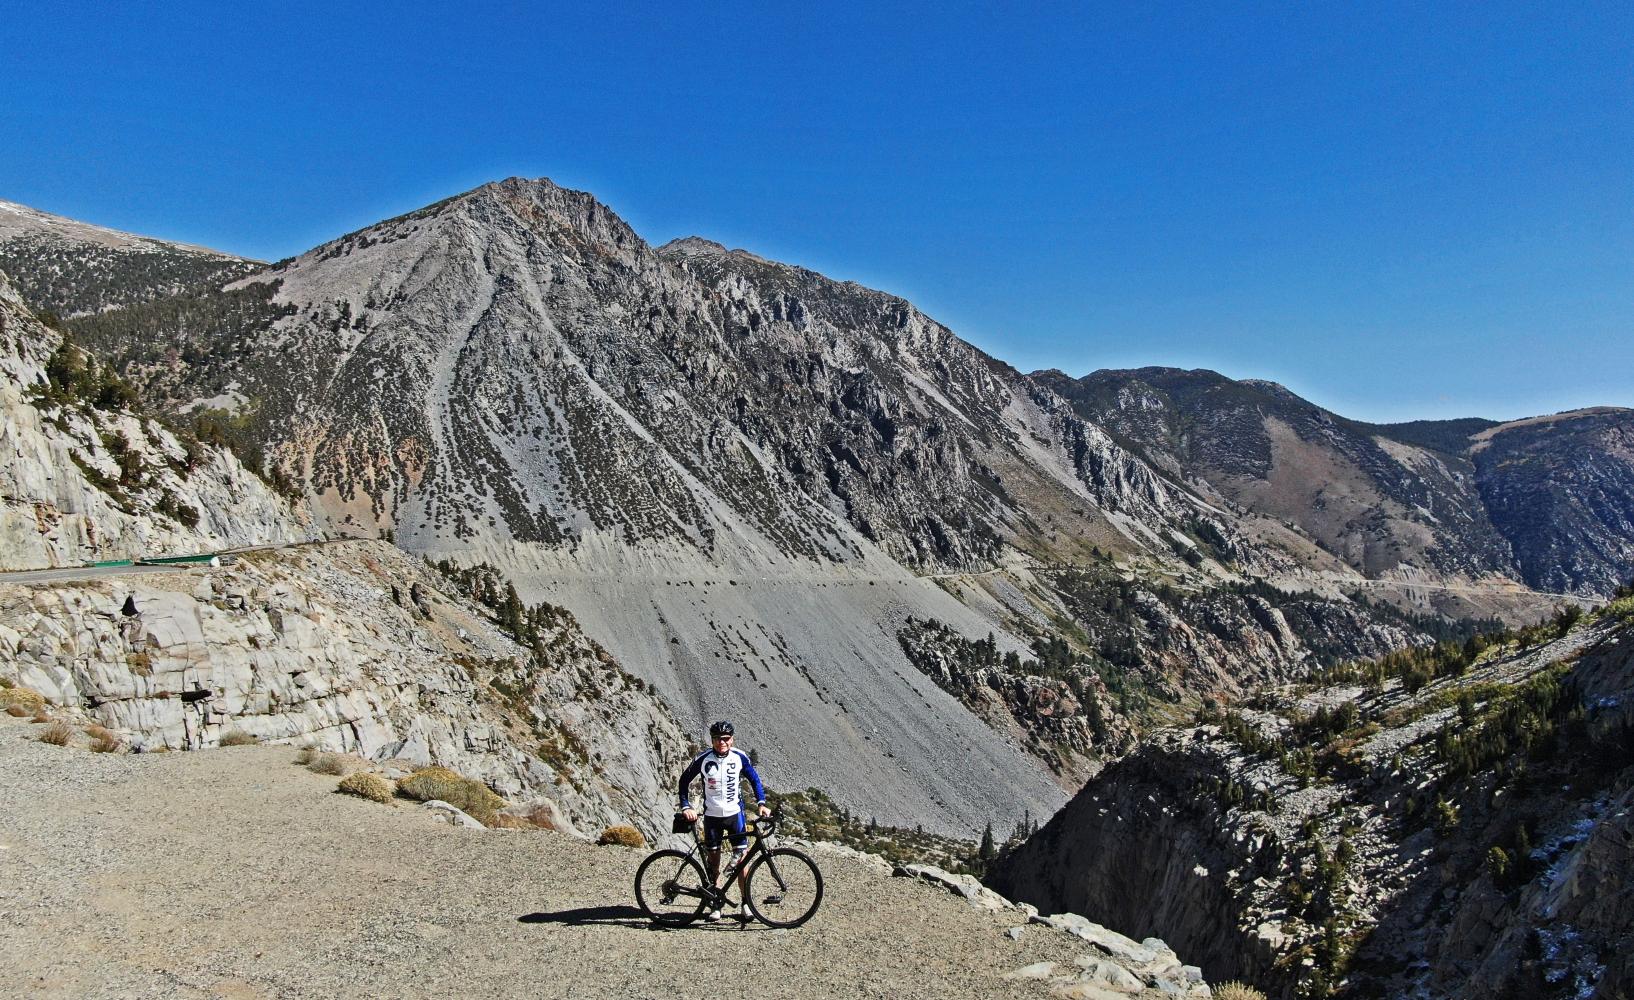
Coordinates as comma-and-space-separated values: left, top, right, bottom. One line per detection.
518, 906, 761, 932
517, 905, 650, 928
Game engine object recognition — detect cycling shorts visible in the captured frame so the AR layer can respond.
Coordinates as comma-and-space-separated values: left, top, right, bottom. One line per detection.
703, 812, 747, 849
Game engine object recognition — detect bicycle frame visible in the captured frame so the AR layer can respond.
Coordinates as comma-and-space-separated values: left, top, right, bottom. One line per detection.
670, 817, 788, 906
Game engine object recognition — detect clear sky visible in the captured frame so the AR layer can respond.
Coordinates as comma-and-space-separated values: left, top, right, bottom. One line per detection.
5, 1, 1630, 423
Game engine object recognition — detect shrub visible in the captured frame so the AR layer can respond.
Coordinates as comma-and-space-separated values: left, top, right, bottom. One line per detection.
39, 721, 74, 747
396, 766, 505, 826
308, 752, 363, 776
31, 707, 51, 723
86, 725, 122, 753
336, 772, 394, 804
597, 825, 645, 848
524, 805, 560, 831
293, 746, 317, 765
5, 705, 29, 718
0, 686, 46, 713
1213, 985, 1267, 1000
219, 730, 261, 747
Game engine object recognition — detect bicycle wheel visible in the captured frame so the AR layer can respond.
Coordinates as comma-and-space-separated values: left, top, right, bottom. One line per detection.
635, 849, 710, 925
745, 848, 823, 928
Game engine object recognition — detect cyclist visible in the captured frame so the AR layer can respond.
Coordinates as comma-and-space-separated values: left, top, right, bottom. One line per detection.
678, 720, 771, 921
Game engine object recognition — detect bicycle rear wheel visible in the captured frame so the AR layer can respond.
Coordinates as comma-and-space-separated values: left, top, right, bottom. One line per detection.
635, 849, 710, 925
745, 848, 823, 928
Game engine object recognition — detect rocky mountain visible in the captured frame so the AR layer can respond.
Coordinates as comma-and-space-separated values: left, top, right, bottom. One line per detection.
0, 180, 1613, 837
990, 597, 1634, 999
1038, 367, 1634, 601
0, 267, 305, 568
0, 198, 257, 317
14, 179, 1255, 833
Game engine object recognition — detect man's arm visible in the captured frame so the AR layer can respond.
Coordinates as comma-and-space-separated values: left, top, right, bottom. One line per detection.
738, 750, 769, 814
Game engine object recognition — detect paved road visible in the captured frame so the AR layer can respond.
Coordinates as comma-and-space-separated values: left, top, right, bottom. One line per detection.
0, 563, 201, 585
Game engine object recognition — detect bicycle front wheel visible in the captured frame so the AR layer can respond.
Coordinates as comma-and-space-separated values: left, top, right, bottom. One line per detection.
745, 848, 823, 928
635, 849, 710, 925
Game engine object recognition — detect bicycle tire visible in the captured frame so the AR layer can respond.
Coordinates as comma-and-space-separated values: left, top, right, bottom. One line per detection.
634, 849, 710, 925
745, 848, 823, 928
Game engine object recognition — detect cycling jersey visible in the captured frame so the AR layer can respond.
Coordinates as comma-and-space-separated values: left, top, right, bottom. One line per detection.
678, 747, 765, 818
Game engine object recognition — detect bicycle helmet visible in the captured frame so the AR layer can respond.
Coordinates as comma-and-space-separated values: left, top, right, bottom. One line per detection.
709, 720, 735, 738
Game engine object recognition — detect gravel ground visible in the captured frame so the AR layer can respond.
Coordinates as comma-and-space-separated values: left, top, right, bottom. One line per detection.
0, 717, 1092, 1000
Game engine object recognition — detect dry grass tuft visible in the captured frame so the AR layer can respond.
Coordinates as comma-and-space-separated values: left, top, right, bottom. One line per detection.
4, 705, 29, 718
219, 730, 261, 747
336, 772, 394, 804
596, 825, 645, 848
31, 707, 51, 723
523, 805, 559, 831
86, 726, 122, 754
490, 813, 529, 830
38, 721, 74, 747
308, 752, 364, 776
1213, 984, 1268, 1000
293, 746, 318, 765
396, 766, 505, 826
1, 686, 46, 713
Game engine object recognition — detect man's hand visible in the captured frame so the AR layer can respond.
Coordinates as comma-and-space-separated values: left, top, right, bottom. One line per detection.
758, 804, 772, 818
683, 807, 698, 823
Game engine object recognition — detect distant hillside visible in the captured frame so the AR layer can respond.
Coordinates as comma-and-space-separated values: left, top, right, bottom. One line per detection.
1039, 367, 1633, 599
0, 198, 257, 317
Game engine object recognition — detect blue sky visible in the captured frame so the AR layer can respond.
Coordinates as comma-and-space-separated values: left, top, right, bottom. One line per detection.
5, 1, 1630, 422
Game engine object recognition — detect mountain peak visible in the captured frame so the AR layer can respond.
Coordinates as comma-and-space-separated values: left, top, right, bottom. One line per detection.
655, 236, 771, 266
656, 236, 729, 258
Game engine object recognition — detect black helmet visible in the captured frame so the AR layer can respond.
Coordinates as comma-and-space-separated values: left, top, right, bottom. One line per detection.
709, 720, 734, 738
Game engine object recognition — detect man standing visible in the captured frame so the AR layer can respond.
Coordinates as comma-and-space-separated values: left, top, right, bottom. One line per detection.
678, 720, 771, 921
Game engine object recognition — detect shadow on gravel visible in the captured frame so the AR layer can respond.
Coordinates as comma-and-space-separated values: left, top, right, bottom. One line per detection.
519, 906, 757, 932
518, 905, 652, 929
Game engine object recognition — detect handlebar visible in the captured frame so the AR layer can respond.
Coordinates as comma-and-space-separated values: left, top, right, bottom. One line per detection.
676, 808, 780, 837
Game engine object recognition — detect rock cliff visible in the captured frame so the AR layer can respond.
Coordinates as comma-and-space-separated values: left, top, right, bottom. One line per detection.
0, 268, 307, 569
990, 601, 1634, 998
0, 541, 691, 839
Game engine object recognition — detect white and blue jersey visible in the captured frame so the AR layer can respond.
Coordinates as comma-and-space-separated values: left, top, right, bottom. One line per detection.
678, 747, 765, 818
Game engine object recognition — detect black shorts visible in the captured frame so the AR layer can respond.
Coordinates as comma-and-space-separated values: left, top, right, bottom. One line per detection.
702, 812, 747, 849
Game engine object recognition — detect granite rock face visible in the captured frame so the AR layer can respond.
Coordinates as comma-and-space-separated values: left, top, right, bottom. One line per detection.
0, 268, 307, 569
990, 609, 1634, 999
0, 541, 692, 840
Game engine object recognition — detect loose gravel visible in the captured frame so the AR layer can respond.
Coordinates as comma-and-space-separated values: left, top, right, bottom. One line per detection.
0, 717, 1087, 999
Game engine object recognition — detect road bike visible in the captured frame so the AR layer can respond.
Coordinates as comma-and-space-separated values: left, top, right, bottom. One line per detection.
634, 811, 823, 928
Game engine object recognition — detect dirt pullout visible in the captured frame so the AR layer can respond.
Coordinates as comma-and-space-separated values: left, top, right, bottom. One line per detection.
0, 718, 1093, 1000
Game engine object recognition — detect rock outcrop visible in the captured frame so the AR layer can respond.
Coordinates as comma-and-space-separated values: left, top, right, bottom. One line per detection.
0, 267, 307, 568
0, 541, 691, 839
990, 603, 1634, 999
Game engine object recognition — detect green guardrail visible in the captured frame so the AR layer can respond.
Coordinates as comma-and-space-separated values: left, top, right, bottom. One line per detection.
85, 559, 135, 568
135, 554, 221, 566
